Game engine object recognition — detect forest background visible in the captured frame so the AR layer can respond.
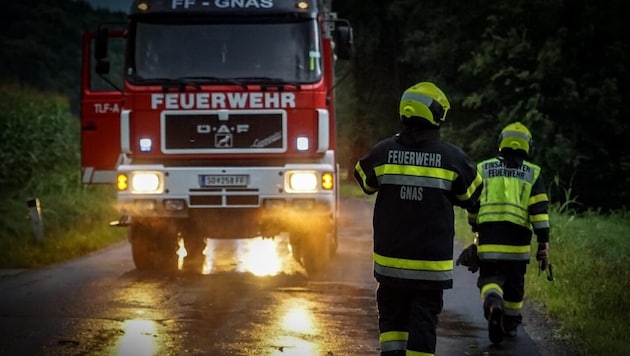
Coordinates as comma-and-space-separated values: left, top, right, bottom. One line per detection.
3, 0, 629, 211
334, 0, 630, 212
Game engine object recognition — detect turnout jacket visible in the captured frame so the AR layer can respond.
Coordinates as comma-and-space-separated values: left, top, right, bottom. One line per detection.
354, 128, 482, 290
468, 155, 550, 262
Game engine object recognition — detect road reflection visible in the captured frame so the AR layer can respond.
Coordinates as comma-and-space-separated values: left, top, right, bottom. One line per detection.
272, 297, 321, 356
114, 319, 158, 356
280, 298, 316, 335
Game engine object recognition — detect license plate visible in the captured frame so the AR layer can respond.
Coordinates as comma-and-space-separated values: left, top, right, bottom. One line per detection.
200, 175, 248, 187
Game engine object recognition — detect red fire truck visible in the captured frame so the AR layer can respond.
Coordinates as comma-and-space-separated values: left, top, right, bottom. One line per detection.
80, 0, 352, 274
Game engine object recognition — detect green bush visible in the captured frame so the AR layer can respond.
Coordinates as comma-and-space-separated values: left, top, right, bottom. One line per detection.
0, 84, 78, 193
0, 84, 124, 266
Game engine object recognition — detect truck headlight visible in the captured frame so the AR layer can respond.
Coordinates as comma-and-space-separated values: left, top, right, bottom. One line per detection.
286, 171, 317, 192
129, 172, 164, 193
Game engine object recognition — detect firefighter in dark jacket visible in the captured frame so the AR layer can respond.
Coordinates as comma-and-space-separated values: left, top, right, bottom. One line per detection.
354, 82, 483, 356
465, 121, 550, 344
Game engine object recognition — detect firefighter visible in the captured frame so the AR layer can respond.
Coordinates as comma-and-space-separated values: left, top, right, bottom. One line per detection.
465, 121, 550, 344
354, 82, 483, 356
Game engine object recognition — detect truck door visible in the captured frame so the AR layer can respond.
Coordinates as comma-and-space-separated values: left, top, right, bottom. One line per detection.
80, 30, 125, 184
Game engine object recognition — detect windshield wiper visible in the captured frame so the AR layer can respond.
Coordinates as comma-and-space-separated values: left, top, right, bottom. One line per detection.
129, 75, 248, 91
231, 77, 302, 90
178, 76, 248, 90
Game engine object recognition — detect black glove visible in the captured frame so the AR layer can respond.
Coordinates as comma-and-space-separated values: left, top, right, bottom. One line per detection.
536, 242, 549, 261
456, 244, 479, 273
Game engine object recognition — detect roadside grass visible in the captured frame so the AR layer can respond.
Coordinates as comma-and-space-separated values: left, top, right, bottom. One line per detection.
0, 84, 126, 268
0, 178, 125, 268
454, 207, 630, 355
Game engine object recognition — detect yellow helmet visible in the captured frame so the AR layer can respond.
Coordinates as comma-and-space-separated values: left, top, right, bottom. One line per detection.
399, 82, 450, 126
498, 122, 533, 155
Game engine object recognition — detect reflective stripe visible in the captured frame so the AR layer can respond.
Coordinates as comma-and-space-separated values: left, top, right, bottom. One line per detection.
381, 340, 407, 352
407, 351, 434, 356
375, 164, 457, 181
374, 164, 456, 192
502, 130, 531, 142
354, 161, 377, 193
374, 253, 452, 271
478, 252, 530, 261
478, 244, 530, 254
478, 244, 531, 261
530, 213, 550, 229
375, 264, 453, 281
504, 299, 524, 315
380, 331, 409, 343
457, 172, 483, 201
478, 210, 529, 225
529, 193, 549, 205
483, 201, 528, 212
379, 175, 452, 190
532, 221, 550, 229
401, 92, 434, 107
481, 283, 503, 299
380, 331, 408, 352
374, 253, 453, 281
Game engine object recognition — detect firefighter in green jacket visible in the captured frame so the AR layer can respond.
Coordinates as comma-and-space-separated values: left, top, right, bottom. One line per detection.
354, 82, 483, 356
466, 122, 550, 344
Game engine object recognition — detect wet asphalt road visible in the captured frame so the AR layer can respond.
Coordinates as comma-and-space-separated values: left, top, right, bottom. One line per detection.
0, 197, 543, 355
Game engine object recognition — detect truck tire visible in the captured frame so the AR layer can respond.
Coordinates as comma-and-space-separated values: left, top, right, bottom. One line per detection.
292, 225, 332, 275
129, 219, 178, 271
183, 236, 206, 273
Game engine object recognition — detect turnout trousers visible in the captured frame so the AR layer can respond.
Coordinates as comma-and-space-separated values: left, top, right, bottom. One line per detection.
477, 260, 527, 331
376, 284, 444, 356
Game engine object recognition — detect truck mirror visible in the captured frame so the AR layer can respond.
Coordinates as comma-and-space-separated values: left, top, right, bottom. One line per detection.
95, 27, 109, 60
95, 27, 110, 74
95, 59, 111, 74
334, 21, 353, 60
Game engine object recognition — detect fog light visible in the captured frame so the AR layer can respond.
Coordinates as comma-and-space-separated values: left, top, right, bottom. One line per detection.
134, 199, 156, 210
164, 199, 186, 211
264, 199, 286, 209
293, 199, 315, 209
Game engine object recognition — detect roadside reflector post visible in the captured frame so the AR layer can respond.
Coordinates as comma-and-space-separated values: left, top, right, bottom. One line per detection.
26, 197, 44, 240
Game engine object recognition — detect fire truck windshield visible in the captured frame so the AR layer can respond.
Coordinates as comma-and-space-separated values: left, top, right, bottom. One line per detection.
130, 20, 322, 85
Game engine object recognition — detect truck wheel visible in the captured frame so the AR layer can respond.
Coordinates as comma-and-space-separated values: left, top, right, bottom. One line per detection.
175, 221, 205, 273
289, 233, 303, 264
300, 228, 332, 275
183, 236, 206, 273
129, 219, 178, 271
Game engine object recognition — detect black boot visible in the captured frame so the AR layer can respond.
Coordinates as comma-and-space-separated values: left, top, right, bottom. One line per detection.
484, 296, 504, 344
503, 315, 520, 337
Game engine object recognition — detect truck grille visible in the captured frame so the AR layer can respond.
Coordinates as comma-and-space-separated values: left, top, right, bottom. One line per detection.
162, 111, 286, 153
